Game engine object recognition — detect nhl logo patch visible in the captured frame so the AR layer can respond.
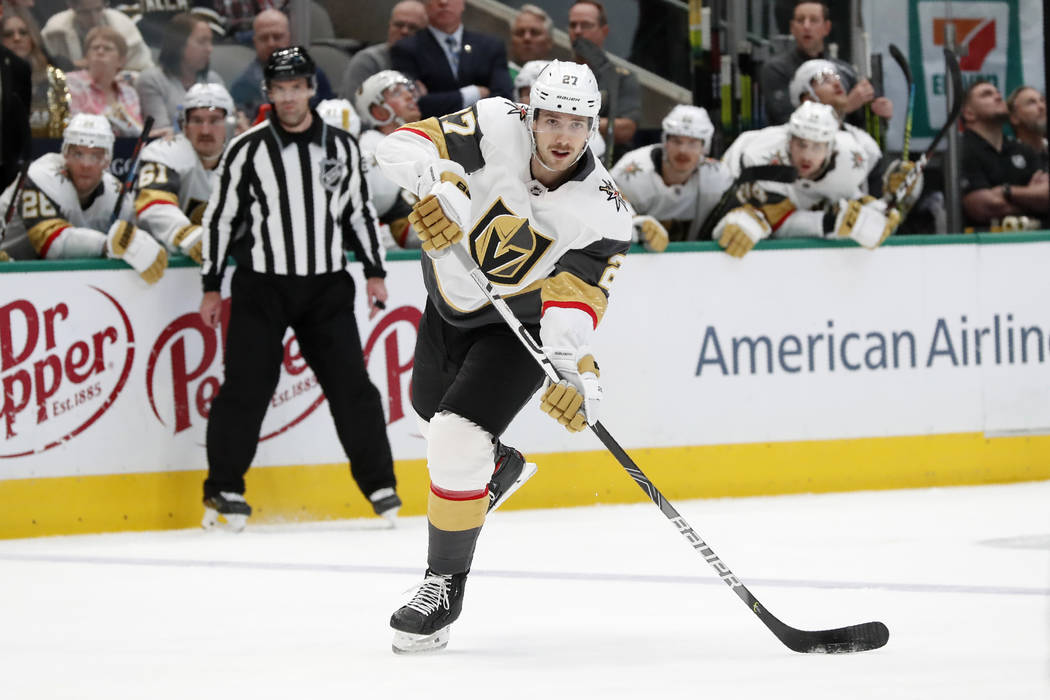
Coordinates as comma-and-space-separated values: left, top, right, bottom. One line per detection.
319, 157, 346, 192
1012, 154, 1027, 170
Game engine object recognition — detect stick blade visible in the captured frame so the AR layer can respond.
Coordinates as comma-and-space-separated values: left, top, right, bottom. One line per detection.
779, 620, 890, 654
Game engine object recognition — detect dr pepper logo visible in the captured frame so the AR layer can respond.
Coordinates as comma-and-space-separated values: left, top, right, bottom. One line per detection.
146, 299, 421, 438
0, 287, 134, 458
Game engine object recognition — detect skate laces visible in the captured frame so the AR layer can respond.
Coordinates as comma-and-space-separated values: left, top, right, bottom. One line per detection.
403, 573, 452, 615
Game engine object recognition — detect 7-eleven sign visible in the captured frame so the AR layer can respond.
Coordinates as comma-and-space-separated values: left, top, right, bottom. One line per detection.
911, 1, 1023, 139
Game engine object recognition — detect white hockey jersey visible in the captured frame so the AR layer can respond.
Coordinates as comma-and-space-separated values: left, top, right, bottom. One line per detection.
721, 123, 881, 237
134, 134, 219, 253
376, 97, 633, 329
611, 143, 733, 240
0, 152, 127, 260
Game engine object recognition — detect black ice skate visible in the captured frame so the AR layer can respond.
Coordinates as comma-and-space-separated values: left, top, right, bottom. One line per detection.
390, 569, 468, 654
369, 487, 402, 525
487, 441, 537, 513
201, 492, 252, 532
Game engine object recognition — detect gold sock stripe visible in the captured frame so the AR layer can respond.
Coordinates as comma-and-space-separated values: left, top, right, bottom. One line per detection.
427, 489, 487, 532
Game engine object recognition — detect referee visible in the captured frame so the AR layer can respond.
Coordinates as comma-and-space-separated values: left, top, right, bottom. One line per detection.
197, 46, 400, 531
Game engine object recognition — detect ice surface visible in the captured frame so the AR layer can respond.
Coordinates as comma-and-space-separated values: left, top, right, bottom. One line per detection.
1, 481, 1047, 699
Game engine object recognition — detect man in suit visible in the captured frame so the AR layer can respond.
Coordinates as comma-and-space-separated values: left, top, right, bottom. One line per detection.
390, 0, 512, 119
1, 2, 31, 192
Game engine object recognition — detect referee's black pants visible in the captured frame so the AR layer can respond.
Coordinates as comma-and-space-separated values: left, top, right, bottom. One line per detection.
203, 268, 395, 500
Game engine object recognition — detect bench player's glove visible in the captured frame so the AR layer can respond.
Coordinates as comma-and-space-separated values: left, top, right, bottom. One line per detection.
882, 159, 924, 209
107, 220, 168, 284
539, 347, 602, 433
830, 196, 900, 249
171, 224, 203, 264
713, 204, 771, 258
632, 215, 669, 252
409, 159, 472, 258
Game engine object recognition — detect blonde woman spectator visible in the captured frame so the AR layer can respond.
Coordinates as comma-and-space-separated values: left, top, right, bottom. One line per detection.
66, 26, 142, 136
136, 13, 224, 132
1, 5, 71, 137
41, 0, 153, 73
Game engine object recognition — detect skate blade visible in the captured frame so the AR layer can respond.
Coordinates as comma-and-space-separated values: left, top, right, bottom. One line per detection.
391, 625, 451, 654
201, 508, 247, 533
489, 462, 538, 513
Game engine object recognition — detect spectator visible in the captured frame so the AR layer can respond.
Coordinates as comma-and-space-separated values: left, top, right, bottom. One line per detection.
1, 5, 70, 138
515, 58, 605, 160
390, 0, 512, 119
612, 105, 732, 248
568, 0, 640, 153
339, 0, 426, 102
198, 0, 286, 45
41, 0, 153, 73
66, 26, 143, 136
353, 70, 420, 249
136, 13, 224, 133
0, 2, 31, 191
114, 0, 217, 46
960, 81, 1049, 229
0, 113, 167, 282
230, 8, 333, 122
508, 4, 552, 81
717, 102, 896, 256
1007, 86, 1048, 169
760, 1, 890, 127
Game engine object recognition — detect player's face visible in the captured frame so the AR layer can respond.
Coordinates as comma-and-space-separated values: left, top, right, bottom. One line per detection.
383, 83, 420, 123
788, 136, 830, 179
790, 3, 830, 55
532, 109, 591, 171
64, 145, 108, 195
268, 78, 313, 129
810, 72, 848, 113
185, 108, 228, 160
664, 134, 703, 175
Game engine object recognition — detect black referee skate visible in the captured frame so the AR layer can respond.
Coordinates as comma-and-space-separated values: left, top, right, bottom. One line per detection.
390, 570, 468, 654
369, 487, 402, 525
487, 441, 537, 513
201, 492, 252, 532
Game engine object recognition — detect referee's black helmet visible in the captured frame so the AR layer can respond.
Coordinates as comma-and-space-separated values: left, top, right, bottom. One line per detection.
265, 46, 317, 85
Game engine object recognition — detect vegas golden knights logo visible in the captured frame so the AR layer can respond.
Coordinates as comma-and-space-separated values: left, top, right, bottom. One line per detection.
469, 198, 553, 285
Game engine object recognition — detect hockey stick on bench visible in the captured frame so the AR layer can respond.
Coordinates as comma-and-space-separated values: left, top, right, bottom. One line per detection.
447, 243, 889, 654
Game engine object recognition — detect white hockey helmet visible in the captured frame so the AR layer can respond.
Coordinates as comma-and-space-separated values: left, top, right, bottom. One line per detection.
317, 98, 362, 137
355, 70, 414, 128
529, 59, 601, 121
789, 59, 841, 108
62, 114, 114, 159
787, 101, 839, 144
513, 60, 549, 102
661, 104, 714, 154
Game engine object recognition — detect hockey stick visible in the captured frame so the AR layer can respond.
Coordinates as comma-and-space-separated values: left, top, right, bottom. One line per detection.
109, 116, 154, 227
0, 160, 29, 243
696, 163, 797, 241
888, 43, 915, 162
886, 48, 961, 210
447, 243, 889, 654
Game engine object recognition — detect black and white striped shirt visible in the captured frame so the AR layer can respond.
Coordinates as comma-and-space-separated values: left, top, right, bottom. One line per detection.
200, 113, 385, 291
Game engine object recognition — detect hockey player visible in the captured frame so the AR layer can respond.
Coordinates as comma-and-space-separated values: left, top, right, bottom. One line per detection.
375, 59, 632, 653
716, 101, 900, 257
789, 59, 922, 207
0, 114, 167, 282
134, 83, 235, 264
353, 70, 421, 248
611, 104, 733, 251
514, 59, 606, 161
